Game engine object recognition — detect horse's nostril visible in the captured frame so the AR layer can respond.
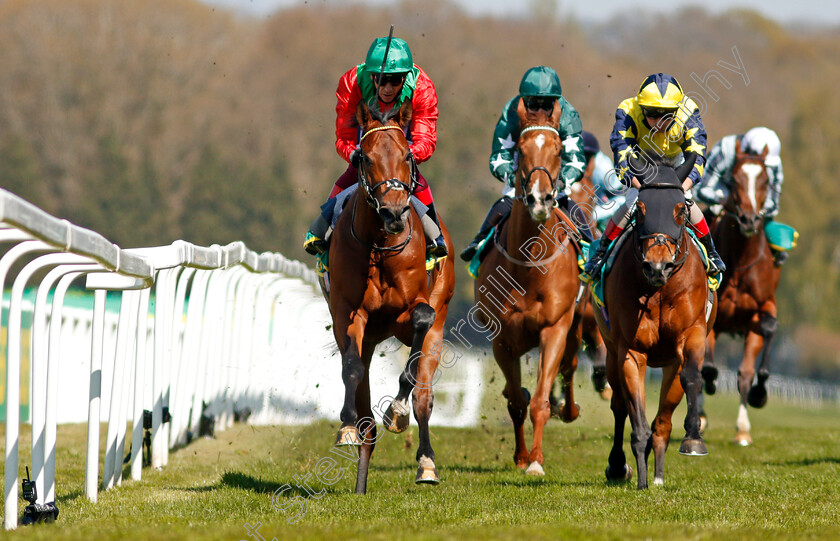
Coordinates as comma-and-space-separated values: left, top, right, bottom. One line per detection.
526, 194, 536, 206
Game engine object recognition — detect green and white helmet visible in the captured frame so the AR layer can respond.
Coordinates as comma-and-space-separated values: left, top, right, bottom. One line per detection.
364, 37, 413, 74
519, 66, 562, 97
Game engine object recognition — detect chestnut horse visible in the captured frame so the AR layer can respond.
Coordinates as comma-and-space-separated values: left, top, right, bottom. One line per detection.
321, 99, 455, 493
596, 153, 716, 489
475, 99, 582, 476
701, 142, 780, 446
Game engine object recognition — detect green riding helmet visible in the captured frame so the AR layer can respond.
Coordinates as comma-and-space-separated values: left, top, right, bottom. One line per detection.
519, 66, 562, 97
364, 37, 414, 74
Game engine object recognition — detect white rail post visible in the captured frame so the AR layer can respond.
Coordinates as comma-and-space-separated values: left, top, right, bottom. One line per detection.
85, 289, 107, 503
130, 287, 151, 481
2, 240, 56, 530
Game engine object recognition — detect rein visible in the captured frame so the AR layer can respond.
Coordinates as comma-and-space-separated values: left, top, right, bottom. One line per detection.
493, 209, 570, 268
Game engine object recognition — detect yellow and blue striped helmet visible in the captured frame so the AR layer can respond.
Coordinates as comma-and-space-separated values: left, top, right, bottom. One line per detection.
636, 73, 684, 110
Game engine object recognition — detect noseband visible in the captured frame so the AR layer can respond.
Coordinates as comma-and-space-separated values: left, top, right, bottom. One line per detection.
515, 125, 562, 202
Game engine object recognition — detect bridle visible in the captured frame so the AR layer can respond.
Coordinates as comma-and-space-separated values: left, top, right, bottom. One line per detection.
633, 185, 689, 270
356, 125, 418, 213
722, 158, 768, 232
515, 125, 562, 203
351, 124, 418, 253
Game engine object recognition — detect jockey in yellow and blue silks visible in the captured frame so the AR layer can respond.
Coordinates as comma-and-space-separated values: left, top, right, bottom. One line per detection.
459, 66, 588, 262
583, 73, 725, 277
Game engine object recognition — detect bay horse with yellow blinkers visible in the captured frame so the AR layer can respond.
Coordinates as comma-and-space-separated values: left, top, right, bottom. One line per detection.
320, 98, 455, 493
700, 141, 780, 446
595, 152, 716, 489
475, 98, 583, 476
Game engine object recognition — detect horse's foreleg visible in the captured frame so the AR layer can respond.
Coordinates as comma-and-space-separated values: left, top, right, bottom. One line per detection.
559, 320, 582, 423
621, 348, 651, 489
493, 340, 529, 469
412, 321, 442, 485
525, 322, 572, 476
336, 312, 367, 446
735, 328, 763, 445
679, 327, 708, 457
748, 308, 778, 410
354, 343, 377, 494
605, 346, 631, 483
384, 303, 436, 434
652, 364, 683, 485
701, 331, 719, 395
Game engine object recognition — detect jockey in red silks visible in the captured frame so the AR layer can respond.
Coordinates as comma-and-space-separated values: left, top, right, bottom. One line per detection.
303, 36, 447, 258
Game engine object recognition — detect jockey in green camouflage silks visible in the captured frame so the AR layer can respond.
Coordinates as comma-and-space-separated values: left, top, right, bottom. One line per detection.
459, 66, 589, 262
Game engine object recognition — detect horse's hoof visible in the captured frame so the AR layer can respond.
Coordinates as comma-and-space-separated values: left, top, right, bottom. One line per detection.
335, 425, 361, 446
515, 458, 529, 470
701, 365, 718, 395
592, 367, 608, 394
559, 401, 581, 423
679, 437, 708, 456
525, 461, 545, 476
699, 414, 708, 434
734, 431, 752, 446
605, 463, 632, 483
383, 399, 410, 433
599, 384, 613, 401
415, 456, 440, 485
549, 402, 562, 419
747, 385, 768, 409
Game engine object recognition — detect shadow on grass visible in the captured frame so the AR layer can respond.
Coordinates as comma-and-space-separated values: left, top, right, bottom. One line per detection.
180, 471, 342, 498
370, 463, 509, 474
768, 456, 840, 467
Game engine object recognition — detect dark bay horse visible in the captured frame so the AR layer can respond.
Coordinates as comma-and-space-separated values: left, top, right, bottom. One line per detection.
701, 142, 780, 446
475, 99, 582, 476
321, 99, 455, 493
569, 164, 610, 400
595, 153, 716, 489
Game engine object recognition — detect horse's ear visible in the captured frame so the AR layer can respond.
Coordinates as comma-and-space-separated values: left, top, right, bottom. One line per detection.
735, 137, 742, 156
550, 100, 562, 127
673, 202, 687, 226
676, 152, 698, 182
760, 144, 769, 160
516, 96, 527, 122
397, 99, 413, 129
636, 201, 646, 225
356, 100, 373, 130
628, 151, 648, 182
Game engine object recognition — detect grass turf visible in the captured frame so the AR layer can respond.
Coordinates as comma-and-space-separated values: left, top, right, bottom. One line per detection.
1, 370, 839, 541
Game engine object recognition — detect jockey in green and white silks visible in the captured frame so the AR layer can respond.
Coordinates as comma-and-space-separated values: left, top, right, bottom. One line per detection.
694, 127, 787, 265
459, 66, 588, 262
695, 127, 783, 217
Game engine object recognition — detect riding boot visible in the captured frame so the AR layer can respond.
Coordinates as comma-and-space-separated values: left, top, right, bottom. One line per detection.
422, 202, 448, 258
698, 233, 726, 275
583, 220, 622, 277
459, 196, 513, 261
303, 199, 335, 256
771, 249, 788, 267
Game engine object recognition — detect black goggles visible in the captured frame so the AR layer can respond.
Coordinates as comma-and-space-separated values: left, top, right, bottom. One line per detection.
524, 96, 555, 111
641, 106, 676, 119
376, 73, 406, 86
